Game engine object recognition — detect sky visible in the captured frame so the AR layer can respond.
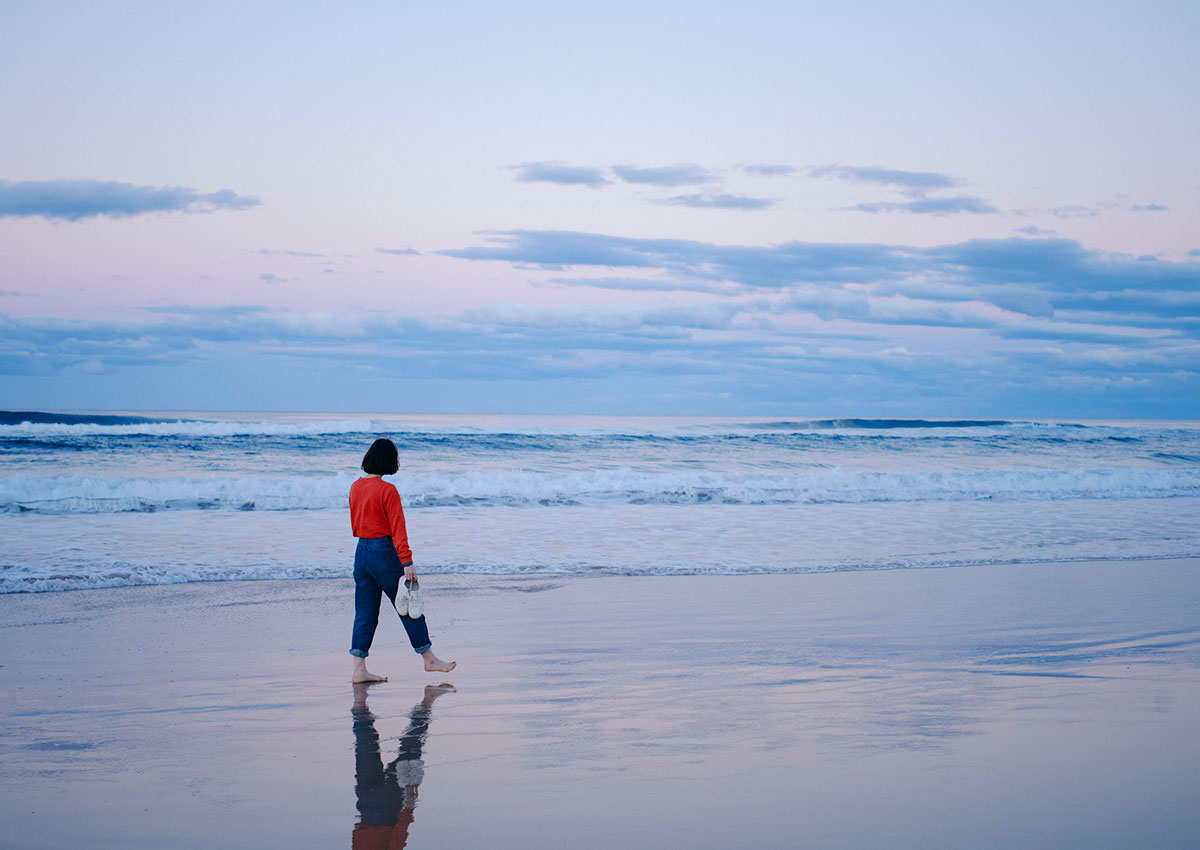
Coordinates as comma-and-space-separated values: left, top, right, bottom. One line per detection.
1, 0, 1198, 416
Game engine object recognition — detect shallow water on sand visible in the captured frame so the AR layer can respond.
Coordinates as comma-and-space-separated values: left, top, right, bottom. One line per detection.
3, 495, 1200, 593
2, 560, 1198, 849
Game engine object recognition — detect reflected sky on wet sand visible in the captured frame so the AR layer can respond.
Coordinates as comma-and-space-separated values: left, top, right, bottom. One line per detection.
2, 561, 1199, 849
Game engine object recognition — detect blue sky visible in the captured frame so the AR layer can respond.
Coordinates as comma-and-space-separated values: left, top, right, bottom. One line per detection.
1, 0, 1198, 415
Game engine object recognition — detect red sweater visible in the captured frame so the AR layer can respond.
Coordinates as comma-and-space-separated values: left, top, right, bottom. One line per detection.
352, 812, 413, 850
349, 477, 413, 565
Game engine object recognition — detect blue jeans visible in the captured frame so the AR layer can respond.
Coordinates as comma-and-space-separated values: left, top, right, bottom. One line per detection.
350, 536, 432, 658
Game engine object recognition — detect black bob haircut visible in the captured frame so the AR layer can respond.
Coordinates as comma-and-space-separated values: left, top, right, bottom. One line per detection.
361, 438, 399, 475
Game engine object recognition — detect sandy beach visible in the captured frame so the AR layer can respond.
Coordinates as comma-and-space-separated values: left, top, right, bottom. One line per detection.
2, 559, 1199, 849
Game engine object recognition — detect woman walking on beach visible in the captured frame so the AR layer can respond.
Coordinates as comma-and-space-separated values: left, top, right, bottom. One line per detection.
349, 437, 456, 683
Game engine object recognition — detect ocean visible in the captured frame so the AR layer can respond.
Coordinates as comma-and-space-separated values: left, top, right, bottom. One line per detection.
2, 411, 1199, 593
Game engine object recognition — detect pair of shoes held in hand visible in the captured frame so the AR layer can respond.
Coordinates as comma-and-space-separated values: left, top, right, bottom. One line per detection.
394, 578, 424, 619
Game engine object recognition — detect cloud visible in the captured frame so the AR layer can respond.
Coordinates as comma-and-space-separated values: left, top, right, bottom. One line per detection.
5, 301, 1196, 415
1015, 226, 1059, 236
741, 163, 796, 177
808, 164, 961, 192
441, 230, 1200, 344
143, 304, 270, 316
925, 237, 1200, 293
852, 196, 999, 215
994, 323, 1169, 345
1013, 198, 1169, 219
511, 161, 610, 188
611, 164, 716, 187
458, 300, 753, 333
0, 302, 767, 384
546, 276, 730, 293
0, 179, 260, 221
376, 247, 420, 256
780, 288, 997, 329
443, 230, 664, 269
445, 230, 1200, 294
661, 193, 774, 210
443, 229, 916, 286
1029, 204, 1100, 219
1047, 289, 1200, 329
804, 164, 996, 215
0, 307, 386, 379
257, 249, 325, 258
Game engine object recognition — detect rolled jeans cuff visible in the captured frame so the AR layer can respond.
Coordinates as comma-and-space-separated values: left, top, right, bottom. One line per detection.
349, 648, 368, 658
413, 642, 431, 654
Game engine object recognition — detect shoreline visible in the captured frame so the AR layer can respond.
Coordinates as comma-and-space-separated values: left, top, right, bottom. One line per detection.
3, 558, 1199, 849
6, 550, 1200, 596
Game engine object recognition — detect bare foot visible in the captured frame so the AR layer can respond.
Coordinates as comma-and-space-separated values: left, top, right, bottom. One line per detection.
352, 657, 388, 683
421, 650, 456, 673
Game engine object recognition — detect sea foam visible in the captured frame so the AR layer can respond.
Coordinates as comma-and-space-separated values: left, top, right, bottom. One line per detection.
3, 466, 1198, 514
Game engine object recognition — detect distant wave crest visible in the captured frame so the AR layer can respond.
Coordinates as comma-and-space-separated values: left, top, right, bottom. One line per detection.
753, 418, 1014, 430
0, 410, 183, 428
0, 417, 389, 439
0, 411, 1048, 440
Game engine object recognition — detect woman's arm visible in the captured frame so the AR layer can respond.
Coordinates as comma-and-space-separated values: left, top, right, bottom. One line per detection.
383, 484, 415, 578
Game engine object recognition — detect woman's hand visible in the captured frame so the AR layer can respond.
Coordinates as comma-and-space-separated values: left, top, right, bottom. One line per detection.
404, 564, 417, 582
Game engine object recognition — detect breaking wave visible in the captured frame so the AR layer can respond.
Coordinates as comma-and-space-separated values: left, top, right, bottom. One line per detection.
3, 466, 1198, 514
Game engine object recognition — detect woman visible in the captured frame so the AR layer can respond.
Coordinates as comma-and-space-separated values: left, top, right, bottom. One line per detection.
349, 437, 455, 682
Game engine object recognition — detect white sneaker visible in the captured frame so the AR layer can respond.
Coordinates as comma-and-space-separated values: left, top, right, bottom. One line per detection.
405, 578, 424, 619
393, 585, 408, 617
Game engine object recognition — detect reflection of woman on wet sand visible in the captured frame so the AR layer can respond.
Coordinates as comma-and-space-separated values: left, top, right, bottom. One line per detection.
353, 683, 455, 850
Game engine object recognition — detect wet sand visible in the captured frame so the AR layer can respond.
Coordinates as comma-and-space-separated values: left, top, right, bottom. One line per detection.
2, 559, 1199, 849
